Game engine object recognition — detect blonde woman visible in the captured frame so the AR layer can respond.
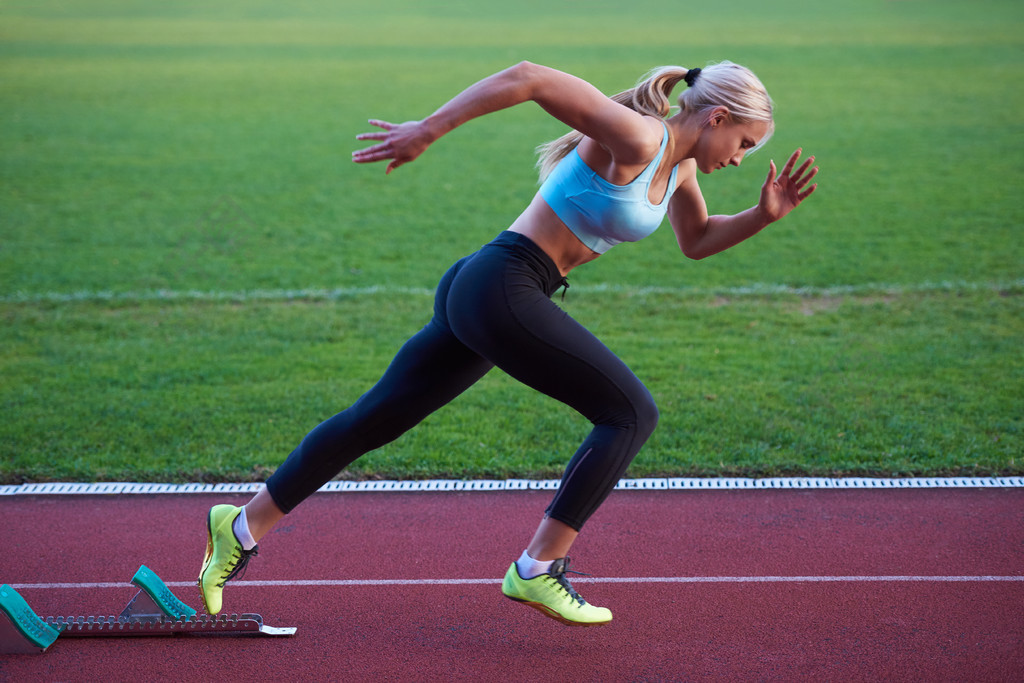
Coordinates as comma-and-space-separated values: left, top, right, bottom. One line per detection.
199, 61, 818, 625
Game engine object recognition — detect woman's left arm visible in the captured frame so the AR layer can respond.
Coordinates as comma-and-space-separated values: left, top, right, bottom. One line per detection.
669, 148, 818, 260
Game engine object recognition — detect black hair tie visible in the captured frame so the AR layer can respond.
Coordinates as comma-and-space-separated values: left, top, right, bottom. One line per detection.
683, 68, 701, 88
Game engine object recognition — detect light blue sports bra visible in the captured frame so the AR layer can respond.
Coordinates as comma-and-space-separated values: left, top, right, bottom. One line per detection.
538, 122, 678, 254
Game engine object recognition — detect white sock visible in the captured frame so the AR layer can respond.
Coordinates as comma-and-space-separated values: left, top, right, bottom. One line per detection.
516, 550, 553, 579
232, 507, 258, 550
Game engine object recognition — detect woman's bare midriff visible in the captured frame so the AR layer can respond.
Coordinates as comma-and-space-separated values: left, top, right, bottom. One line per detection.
507, 194, 601, 276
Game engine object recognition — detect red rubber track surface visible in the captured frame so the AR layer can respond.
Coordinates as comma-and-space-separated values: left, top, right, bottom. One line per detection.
1, 489, 1022, 681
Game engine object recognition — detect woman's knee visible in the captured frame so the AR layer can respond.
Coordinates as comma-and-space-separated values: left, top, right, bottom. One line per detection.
634, 387, 659, 439
597, 382, 658, 437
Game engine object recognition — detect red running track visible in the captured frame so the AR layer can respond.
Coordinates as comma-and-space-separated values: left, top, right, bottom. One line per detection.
1, 488, 1022, 681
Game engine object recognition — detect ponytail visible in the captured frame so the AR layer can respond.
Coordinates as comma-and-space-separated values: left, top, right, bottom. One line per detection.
611, 65, 690, 118
536, 66, 696, 182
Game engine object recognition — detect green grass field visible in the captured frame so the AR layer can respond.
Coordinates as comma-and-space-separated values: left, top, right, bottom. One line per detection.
2, 0, 1021, 483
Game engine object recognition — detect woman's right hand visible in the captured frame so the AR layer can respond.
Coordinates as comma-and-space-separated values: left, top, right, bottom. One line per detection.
351, 119, 435, 174
757, 148, 818, 223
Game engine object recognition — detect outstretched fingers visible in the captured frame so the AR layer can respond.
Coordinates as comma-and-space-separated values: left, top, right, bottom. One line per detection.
352, 120, 399, 163
353, 120, 396, 143
352, 142, 393, 161
791, 158, 819, 201
359, 119, 395, 135
792, 156, 815, 182
797, 181, 819, 201
760, 147, 820, 220
780, 148, 819, 199
795, 163, 818, 189
779, 148, 803, 177
351, 145, 396, 165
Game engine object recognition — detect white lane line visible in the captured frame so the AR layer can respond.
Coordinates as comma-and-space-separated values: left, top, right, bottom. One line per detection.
3, 477, 1023, 496
10, 576, 1023, 590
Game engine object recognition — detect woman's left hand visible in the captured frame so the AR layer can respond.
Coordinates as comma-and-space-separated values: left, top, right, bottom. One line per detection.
758, 148, 818, 223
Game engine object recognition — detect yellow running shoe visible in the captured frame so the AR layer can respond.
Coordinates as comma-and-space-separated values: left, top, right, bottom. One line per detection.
197, 504, 258, 615
501, 557, 612, 626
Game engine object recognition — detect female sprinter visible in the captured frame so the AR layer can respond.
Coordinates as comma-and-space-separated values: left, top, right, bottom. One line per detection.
198, 61, 818, 626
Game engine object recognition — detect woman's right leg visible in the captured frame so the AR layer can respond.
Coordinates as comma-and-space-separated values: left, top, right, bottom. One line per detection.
444, 233, 658, 625
446, 235, 659, 537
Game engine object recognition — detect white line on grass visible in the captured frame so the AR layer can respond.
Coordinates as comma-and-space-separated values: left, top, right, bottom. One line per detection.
2, 279, 1021, 304
10, 576, 1024, 590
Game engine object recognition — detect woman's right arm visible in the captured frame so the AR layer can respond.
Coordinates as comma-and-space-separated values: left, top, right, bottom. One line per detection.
351, 62, 659, 174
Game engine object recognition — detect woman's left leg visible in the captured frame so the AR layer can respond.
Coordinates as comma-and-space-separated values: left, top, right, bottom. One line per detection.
199, 255, 494, 615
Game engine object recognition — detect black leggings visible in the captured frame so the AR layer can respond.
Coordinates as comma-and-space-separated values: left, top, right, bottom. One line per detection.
265, 231, 658, 531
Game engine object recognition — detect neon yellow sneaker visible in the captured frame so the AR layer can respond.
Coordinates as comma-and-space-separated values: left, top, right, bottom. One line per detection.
501, 557, 612, 626
197, 504, 258, 615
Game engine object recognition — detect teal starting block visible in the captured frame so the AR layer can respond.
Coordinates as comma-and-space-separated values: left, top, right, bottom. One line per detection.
120, 565, 197, 622
0, 584, 61, 653
0, 565, 295, 654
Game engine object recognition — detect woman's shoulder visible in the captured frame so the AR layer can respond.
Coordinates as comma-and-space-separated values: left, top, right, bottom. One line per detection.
634, 115, 672, 157
576, 116, 670, 180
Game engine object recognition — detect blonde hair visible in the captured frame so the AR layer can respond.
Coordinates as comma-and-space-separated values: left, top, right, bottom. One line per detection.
536, 62, 774, 182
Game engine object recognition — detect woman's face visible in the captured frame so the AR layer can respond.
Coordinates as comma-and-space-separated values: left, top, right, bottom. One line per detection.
695, 113, 771, 174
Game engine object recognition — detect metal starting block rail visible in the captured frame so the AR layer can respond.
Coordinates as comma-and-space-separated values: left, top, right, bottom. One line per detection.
0, 564, 295, 654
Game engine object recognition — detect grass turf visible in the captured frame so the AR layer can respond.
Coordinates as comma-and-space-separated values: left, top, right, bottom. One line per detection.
1, 0, 1021, 482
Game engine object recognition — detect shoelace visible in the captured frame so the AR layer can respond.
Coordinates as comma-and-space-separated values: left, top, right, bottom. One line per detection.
548, 557, 591, 606
217, 546, 258, 587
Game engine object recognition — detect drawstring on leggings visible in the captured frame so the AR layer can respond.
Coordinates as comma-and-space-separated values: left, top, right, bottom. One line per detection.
558, 277, 570, 301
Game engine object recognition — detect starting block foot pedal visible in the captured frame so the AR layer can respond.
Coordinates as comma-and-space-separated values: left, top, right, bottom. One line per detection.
0, 584, 61, 653
119, 565, 197, 622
